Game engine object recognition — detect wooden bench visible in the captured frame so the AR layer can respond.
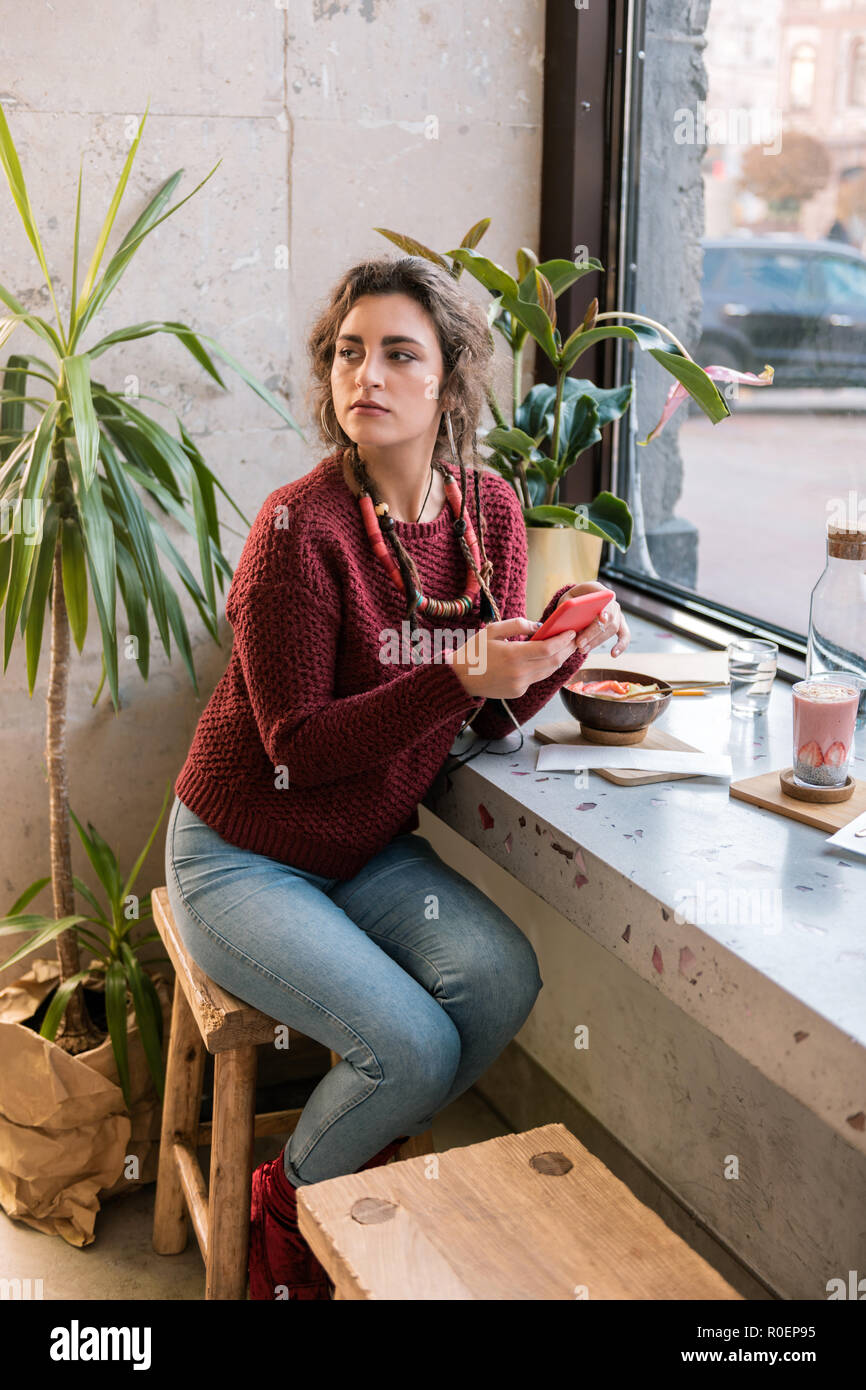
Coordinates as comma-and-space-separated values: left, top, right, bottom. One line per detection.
296, 1123, 745, 1300
149, 885, 433, 1299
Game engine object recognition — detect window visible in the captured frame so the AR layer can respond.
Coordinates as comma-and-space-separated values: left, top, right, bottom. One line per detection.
700, 247, 727, 292
814, 254, 866, 308
789, 43, 816, 110
849, 39, 866, 107
600, 1, 866, 648
742, 24, 754, 64
716, 250, 817, 310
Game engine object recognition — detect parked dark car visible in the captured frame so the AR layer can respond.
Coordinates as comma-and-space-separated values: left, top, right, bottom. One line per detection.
697, 235, 866, 388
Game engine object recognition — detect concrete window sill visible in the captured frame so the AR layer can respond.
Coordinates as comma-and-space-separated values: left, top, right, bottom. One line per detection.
423, 608, 866, 1154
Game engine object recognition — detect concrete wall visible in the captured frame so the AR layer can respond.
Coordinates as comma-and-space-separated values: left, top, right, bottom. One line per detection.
0, 0, 546, 965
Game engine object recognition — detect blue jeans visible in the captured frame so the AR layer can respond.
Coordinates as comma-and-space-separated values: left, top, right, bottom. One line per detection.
164, 795, 543, 1187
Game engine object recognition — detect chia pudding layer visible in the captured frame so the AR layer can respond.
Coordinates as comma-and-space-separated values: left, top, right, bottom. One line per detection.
792, 758, 850, 787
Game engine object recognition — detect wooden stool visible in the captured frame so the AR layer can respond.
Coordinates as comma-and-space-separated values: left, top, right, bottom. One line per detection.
297, 1123, 745, 1300
149, 886, 434, 1299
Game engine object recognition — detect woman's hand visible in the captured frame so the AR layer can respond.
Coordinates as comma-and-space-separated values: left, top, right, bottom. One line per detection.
447, 617, 579, 700
556, 581, 631, 658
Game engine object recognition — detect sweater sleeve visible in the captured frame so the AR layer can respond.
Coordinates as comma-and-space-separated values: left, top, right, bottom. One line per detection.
226, 569, 485, 791
467, 482, 591, 741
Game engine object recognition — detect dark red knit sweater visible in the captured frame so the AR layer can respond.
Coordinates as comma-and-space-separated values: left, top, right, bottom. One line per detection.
174, 451, 589, 878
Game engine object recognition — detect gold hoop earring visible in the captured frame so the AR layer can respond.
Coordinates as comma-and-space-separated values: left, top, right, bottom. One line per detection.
321, 402, 349, 447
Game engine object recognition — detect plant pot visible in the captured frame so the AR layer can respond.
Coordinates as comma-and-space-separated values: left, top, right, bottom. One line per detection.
524, 525, 603, 622
0, 955, 172, 1247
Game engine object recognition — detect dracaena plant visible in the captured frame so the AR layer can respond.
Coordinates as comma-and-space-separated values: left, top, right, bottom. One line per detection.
375, 219, 773, 553
0, 785, 174, 1109
0, 98, 305, 1056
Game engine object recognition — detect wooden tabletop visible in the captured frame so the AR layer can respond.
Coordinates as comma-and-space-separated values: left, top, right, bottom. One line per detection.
297, 1123, 743, 1300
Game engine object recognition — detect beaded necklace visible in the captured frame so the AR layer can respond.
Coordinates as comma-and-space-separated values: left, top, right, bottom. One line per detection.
353, 451, 492, 621
347, 445, 524, 769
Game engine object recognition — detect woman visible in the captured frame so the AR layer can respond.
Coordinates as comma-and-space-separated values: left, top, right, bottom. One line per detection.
165, 255, 630, 1299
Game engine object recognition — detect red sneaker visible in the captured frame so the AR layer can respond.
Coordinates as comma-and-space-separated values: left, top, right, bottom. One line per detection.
248, 1154, 332, 1300
248, 1137, 412, 1300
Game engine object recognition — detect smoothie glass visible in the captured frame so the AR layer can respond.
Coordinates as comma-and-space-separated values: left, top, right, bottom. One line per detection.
792, 674, 860, 789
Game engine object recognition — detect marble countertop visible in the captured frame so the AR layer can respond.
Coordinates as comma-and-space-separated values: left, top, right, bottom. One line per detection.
424, 611, 866, 1151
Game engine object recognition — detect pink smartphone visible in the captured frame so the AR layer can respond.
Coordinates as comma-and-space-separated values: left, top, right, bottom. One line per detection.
529, 588, 615, 642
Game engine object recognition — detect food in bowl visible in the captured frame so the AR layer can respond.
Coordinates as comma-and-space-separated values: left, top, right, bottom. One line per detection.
566, 678, 664, 702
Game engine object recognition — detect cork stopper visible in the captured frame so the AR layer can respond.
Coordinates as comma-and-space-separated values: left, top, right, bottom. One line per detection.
827, 525, 866, 560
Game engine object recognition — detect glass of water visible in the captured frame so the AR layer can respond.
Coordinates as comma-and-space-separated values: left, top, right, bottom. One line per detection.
727, 638, 778, 717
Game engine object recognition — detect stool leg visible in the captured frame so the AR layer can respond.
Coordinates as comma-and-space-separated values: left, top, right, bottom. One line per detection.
153, 974, 206, 1255
206, 1044, 257, 1300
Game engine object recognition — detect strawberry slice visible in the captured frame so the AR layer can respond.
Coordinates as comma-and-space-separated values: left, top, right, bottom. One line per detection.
797, 740, 823, 767
587, 680, 630, 693
823, 741, 848, 767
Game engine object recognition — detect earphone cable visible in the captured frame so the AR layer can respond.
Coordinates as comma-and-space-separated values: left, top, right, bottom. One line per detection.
441, 697, 524, 772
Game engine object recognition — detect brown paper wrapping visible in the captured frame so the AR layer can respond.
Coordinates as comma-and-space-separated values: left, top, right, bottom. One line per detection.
0, 956, 172, 1247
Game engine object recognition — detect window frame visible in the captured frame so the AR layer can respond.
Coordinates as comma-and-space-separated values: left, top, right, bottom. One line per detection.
539, 0, 808, 682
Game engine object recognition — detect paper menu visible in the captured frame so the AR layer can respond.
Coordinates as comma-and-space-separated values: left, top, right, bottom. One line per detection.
535, 744, 733, 778
825, 808, 866, 859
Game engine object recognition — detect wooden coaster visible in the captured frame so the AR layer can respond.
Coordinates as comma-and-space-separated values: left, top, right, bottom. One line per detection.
730, 766, 866, 832
579, 723, 648, 746
778, 767, 855, 803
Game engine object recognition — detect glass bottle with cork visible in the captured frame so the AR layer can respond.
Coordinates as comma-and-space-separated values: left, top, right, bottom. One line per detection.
806, 523, 866, 732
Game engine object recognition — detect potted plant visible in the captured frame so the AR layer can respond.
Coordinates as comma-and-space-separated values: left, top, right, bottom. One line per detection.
0, 99, 304, 1236
375, 220, 773, 616
0, 788, 175, 1245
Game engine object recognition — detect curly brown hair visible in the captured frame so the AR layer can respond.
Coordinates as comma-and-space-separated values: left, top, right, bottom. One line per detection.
304, 254, 494, 463
303, 255, 501, 630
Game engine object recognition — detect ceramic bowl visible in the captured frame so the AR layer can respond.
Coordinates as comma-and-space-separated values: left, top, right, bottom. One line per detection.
560, 666, 673, 733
